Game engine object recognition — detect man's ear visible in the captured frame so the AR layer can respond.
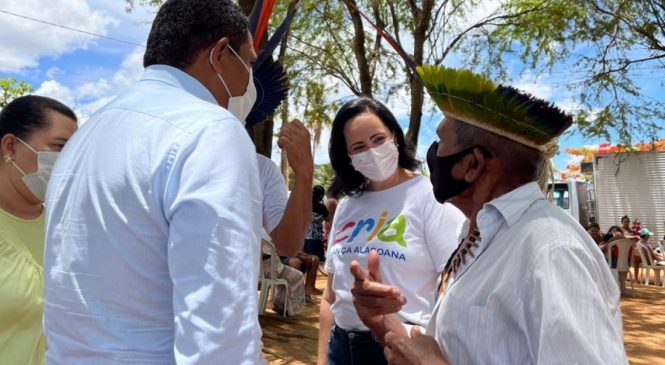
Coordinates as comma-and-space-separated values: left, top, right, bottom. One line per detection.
463, 148, 488, 183
208, 38, 230, 73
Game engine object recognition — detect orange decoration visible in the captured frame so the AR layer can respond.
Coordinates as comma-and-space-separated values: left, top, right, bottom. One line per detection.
561, 138, 665, 181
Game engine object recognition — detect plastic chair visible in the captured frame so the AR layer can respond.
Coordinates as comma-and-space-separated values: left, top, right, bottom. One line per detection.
636, 242, 665, 287
605, 239, 636, 296
258, 237, 289, 316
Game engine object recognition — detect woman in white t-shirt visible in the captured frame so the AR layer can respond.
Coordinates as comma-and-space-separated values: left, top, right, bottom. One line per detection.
317, 97, 465, 365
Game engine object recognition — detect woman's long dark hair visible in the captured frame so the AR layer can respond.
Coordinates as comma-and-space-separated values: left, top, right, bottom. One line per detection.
328, 97, 419, 197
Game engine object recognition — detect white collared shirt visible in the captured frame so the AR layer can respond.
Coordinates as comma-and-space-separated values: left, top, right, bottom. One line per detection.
43, 65, 265, 365
426, 182, 627, 365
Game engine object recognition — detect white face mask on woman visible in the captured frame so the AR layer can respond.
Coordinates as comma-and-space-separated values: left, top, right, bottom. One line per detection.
349, 141, 399, 182
210, 45, 257, 124
10, 138, 58, 202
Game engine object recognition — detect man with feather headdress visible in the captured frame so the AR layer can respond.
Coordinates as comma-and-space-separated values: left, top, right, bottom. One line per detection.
350, 66, 627, 365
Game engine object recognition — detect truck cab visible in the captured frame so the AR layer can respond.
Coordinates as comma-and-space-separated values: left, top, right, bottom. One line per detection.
548, 181, 595, 228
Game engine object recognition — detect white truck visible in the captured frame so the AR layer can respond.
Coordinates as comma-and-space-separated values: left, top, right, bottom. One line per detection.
550, 150, 665, 242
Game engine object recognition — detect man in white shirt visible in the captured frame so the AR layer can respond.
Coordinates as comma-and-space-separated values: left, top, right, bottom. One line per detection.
349, 66, 627, 364
259, 119, 313, 255
43, 1, 265, 364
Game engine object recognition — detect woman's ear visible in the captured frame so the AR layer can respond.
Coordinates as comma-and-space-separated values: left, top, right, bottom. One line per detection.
1, 134, 17, 159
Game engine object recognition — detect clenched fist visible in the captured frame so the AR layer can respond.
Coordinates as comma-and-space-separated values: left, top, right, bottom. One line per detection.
278, 119, 313, 177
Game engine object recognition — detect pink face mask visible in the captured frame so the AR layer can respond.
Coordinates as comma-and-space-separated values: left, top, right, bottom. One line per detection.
349, 141, 399, 182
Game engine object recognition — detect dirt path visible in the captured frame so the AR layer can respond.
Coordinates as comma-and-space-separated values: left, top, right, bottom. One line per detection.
261, 277, 665, 364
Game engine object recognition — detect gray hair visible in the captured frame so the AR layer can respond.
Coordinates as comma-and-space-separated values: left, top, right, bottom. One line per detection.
452, 119, 545, 184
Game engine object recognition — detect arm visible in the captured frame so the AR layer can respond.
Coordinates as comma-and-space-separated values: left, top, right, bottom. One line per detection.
326, 198, 338, 220
317, 274, 336, 365
270, 119, 313, 256
164, 122, 263, 364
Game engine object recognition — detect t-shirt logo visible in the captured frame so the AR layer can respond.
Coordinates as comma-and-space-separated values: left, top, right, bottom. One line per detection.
333, 211, 408, 247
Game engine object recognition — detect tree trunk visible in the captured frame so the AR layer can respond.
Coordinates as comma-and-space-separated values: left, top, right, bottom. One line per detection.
406, 26, 426, 148
343, 0, 373, 97
406, 76, 425, 148
247, 120, 274, 157
405, 0, 434, 148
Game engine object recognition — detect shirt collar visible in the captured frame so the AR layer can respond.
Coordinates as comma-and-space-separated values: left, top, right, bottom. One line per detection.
140, 65, 218, 105
481, 181, 544, 229
448, 182, 544, 284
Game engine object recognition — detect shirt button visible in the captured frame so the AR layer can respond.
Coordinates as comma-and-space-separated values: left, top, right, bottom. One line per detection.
348, 332, 356, 339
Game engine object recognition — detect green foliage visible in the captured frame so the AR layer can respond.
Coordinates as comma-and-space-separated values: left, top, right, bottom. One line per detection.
0, 77, 33, 108
300, 81, 337, 152
466, 0, 665, 145
126, 0, 664, 149
313, 163, 335, 191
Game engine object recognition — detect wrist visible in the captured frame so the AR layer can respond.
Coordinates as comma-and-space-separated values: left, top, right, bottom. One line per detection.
293, 168, 314, 182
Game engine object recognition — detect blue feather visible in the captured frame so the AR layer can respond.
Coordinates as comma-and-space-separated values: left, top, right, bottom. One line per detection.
248, 0, 264, 35
246, 56, 288, 127
246, 2, 301, 126
255, 6, 297, 69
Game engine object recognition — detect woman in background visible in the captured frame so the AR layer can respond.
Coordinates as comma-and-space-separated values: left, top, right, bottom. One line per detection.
0, 95, 77, 364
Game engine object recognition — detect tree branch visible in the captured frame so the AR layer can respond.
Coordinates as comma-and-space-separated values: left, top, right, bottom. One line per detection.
438, 1, 552, 63
594, 53, 665, 78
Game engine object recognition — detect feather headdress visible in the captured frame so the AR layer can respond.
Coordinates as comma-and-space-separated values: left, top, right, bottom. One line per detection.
417, 65, 573, 151
352, 6, 573, 151
245, 0, 297, 127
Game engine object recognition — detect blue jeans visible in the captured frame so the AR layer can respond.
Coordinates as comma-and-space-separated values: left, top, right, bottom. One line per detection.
304, 238, 326, 262
328, 324, 387, 365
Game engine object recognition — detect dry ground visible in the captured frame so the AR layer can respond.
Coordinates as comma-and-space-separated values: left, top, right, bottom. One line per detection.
261, 276, 665, 364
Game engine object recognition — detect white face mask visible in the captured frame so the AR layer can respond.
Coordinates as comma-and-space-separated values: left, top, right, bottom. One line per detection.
10, 138, 59, 202
210, 45, 257, 124
349, 141, 399, 182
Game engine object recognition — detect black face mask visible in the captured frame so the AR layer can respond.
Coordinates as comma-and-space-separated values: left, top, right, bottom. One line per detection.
427, 142, 490, 203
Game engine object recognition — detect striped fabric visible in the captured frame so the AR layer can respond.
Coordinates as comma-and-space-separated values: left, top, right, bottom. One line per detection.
426, 182, 627, 364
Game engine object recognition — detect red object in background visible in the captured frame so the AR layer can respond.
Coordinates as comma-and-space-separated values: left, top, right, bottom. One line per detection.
253, 0, 276, 51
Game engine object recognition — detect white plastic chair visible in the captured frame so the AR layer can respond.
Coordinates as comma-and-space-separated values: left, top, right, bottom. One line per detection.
636, 242, 665, 287
258, 236, 289, 316
605, 239, 636, 296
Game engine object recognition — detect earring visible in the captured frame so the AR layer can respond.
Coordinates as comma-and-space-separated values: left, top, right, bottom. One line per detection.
3, 155, 10, 164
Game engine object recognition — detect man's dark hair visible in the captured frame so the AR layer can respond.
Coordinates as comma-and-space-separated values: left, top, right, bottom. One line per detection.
587, 222, 600, 230
144, 0, 249, 69
329, 97, 419, 197
0, 95, 77, 140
